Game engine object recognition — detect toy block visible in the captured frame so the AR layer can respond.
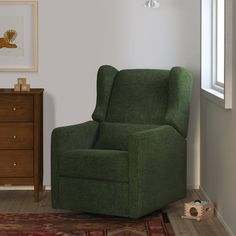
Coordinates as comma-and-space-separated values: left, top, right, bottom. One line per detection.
17, 78, 27, 85
182, 201, 214, 221
14, 78, 30, 92
21, 84, 30, 92
14, 84, 21, 92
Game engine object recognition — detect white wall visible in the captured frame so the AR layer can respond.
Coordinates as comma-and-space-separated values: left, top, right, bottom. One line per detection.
0, 0, 200, 187
201, 0, 236, 235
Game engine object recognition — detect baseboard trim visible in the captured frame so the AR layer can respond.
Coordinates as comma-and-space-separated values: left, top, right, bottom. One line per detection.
187, 185, 200, 190
0, 185, 51, 190
200, 186, 235, 236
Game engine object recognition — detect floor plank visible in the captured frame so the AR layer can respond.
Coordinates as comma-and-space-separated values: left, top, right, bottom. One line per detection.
0, 190, 230, 236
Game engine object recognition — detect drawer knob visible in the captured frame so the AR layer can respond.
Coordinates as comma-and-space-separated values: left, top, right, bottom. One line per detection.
13, 162, 17, 167
13, 135, 17, 139
13, 107, 17, 111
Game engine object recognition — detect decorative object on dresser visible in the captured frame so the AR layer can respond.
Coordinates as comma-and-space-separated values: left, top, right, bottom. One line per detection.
14, 78, 31, 92
0, 88, 44, 201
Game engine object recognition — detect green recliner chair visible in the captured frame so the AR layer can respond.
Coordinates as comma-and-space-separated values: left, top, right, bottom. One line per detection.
51, 65, 192, 218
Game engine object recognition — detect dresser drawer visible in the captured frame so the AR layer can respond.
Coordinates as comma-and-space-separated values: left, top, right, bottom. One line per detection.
0, 150, 33, 177
0, 123, 33, 149
0, 95, 33, 122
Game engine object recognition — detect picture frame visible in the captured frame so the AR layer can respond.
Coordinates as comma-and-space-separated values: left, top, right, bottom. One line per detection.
0, 0, 38, 72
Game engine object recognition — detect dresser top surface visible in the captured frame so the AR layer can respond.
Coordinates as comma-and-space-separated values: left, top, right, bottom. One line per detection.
0, 89, 44, 95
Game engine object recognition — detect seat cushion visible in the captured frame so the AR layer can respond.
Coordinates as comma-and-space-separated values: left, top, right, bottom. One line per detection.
95, 122, 158, 151
59, 149, 128, 182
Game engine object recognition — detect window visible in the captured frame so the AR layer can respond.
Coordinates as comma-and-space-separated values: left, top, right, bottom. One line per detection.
201, 0, 232, 109
212, 0, 224, 92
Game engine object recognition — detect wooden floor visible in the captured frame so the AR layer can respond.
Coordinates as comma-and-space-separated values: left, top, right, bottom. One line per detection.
167, 190, 229, 236
0, 189, 229, 236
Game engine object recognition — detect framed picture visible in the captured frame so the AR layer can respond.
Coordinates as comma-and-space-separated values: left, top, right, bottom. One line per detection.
0, 0, 38, 71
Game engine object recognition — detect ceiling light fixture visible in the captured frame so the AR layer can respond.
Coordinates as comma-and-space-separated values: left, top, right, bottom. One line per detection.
144, 0, 160, 8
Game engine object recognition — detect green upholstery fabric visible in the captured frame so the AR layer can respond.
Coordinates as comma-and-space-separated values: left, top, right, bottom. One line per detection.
165, 67, 192, 137
92, 65, 118, 121
51, 121, 99, 208
95, 122, 158, 150
51, 65, 192, 218
59, 149, 128, 182
106, 69, 169, 124
59, 177, 129, 216
128, 125, 186, 218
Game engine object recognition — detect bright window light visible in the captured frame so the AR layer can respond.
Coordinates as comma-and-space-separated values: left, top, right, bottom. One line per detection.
216, 0, 225, 85
212, 0, 225, 90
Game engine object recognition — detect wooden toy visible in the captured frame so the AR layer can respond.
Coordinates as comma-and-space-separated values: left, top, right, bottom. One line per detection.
182, 201, 214, 221
17, 78, 27, 85
14, 84, 21, 92
14, 78, 30, 92
21, 84, 30, 92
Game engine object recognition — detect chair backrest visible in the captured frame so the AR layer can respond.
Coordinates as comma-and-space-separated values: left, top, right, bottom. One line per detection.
106, 69, 169, 124
92, 65, 192, 138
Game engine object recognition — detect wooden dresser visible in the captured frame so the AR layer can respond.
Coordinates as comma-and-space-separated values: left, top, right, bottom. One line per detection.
0, 89, 44, 201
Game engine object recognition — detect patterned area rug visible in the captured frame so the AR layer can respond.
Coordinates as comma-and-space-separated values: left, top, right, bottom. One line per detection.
0, 212, 175, 236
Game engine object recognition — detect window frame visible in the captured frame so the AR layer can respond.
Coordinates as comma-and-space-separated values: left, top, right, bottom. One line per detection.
201, 0, 232, 109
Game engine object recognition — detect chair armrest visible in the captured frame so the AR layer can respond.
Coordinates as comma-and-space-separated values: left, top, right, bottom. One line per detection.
51, 120, 99, 208
128, 125, 186, 218
51, 121, 99, 154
